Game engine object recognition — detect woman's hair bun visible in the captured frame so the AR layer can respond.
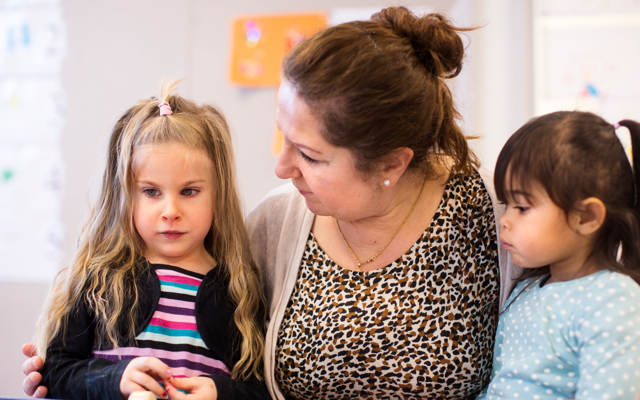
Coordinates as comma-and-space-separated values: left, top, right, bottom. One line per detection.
371, 6, 466, 78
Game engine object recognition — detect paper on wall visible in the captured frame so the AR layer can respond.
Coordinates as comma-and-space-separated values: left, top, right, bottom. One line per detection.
0, 1, 66, 282
534, 5, 640, 123
0, 3, 67, 74
0, 77, 66, 141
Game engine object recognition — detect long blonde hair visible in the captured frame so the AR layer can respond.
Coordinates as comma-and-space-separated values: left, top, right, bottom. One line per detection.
37, 81, 265, 381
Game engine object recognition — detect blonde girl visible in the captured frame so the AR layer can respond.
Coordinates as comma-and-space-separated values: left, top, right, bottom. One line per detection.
35, 82, 268, 400
479, 111, 640, 400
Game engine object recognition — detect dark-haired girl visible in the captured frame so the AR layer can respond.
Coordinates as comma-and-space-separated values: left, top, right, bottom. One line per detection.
478, 111, 640, 400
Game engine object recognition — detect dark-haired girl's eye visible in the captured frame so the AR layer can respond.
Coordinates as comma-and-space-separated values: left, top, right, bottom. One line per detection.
516, 206, 529, 213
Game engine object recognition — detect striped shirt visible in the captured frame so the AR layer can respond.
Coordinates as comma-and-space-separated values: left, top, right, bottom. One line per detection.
92, 265, 231, 378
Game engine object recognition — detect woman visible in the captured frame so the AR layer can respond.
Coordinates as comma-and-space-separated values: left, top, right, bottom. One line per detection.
23, 7, 517, 399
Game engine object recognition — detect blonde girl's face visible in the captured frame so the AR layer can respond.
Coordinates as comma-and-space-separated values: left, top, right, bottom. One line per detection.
498, 180, 586, 271
132, 142, 216, 272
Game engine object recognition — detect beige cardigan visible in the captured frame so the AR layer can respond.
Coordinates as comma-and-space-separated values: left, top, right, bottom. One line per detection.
245, 169, 521, 400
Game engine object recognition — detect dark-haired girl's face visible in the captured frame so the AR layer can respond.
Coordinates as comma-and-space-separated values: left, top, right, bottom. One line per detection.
499, 181, 589, 273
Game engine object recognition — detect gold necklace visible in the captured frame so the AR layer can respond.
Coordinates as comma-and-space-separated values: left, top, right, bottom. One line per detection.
335, 178, 428, 272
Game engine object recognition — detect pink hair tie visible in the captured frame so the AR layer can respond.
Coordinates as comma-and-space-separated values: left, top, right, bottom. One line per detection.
614, 122, 621, 129
158, 101, 173, 116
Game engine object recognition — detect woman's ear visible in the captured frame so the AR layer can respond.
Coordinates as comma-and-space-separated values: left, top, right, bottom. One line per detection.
573, 197, 606, 236
378, 147, 414, 187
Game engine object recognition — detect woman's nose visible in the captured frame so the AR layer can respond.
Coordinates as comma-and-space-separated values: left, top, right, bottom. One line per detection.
275, 143, 300, 180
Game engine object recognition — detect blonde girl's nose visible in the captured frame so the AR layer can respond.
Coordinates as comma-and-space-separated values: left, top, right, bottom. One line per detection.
161, 197, 182, 220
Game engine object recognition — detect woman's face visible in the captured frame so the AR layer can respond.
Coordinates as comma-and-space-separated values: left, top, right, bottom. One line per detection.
275, 80, 381, 221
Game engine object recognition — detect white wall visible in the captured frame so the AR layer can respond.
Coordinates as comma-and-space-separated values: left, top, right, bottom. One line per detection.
0, 0, 533, 396
472, 0, 533, 169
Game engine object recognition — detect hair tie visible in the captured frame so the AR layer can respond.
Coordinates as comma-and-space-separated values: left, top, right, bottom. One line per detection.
158, 101, 173, 116
614, 122, 621, 130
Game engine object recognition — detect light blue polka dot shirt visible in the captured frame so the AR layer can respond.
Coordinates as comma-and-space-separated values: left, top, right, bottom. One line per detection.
477, 269, 640, 400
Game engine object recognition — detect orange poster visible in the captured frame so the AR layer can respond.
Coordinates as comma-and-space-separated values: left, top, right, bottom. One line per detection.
229, 12, 327, 87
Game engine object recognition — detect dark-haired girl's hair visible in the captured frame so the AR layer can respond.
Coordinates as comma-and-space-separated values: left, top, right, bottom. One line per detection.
282, 6, 478, 177
494, 111, 640, 288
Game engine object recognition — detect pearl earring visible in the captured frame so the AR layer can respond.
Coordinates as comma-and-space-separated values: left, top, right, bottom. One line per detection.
383, 179, 391, 187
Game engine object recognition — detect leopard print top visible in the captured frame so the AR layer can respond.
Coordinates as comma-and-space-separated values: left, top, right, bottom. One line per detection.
274, 171, 500, 400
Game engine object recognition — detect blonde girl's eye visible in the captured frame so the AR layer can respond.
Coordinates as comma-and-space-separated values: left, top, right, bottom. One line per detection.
143, 188, 160, 197
181, 188, 198, 196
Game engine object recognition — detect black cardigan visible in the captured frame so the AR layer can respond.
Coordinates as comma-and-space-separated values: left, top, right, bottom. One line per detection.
40, 262, 269, 400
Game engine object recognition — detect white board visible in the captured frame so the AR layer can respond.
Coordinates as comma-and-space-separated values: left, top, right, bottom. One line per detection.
534, 2, 640, 124
0, 1, 66, 282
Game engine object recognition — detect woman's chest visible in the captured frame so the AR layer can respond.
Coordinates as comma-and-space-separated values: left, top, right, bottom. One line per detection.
275, 233, 500, 399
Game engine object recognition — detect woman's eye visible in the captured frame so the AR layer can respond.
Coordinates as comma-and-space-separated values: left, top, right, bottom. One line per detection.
143, 188, 159, 196
181, 188, 198, 196
299, 150, 318, 163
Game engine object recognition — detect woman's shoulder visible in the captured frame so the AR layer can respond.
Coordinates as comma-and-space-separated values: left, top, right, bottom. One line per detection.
245, 182, 312, 265
441, 167, 499, 218
246, 183, 301, 225
441, 168, 499, 239
451, 166, 497, 203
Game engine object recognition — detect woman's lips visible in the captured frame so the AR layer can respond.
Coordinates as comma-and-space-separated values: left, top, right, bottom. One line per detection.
294, 185, 312, 196
161, 231, 185, 239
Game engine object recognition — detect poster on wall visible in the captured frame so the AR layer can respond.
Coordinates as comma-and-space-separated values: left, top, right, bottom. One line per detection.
229, 12, 327, 155
0, 1, 66, 282
534, 1, 640, 124
229, 12, 327, 87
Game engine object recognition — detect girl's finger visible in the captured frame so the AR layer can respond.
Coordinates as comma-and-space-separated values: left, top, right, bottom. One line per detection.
147, 371, 162, 381
21, 343, 38, 358
22, 372, 44, 397
166, 385, 189, 400
23, 356, 43, 375
128, 370, 167, 398
133, 357, 173, 381
33, 386, 48, 399
122, 382, 146, 398
166, 377, 196, 391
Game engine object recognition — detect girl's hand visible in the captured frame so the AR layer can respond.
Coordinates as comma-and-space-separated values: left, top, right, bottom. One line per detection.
165, 377, 217, 400
120, 357, 173, 399
21, 343, 47, 398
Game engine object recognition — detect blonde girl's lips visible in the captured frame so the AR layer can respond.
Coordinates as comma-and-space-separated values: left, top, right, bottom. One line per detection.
161, 231, 185, 239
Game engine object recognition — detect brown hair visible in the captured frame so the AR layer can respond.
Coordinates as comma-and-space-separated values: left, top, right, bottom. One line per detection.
494, 111, 640, 288
282, 6, 477, 177
38, 82, 265, 381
